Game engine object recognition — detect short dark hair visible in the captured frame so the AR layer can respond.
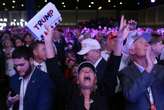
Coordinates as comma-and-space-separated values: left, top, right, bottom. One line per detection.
12, 46, 33, 60
30, 40, 45, 51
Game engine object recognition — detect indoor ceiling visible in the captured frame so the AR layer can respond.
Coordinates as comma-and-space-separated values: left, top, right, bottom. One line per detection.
0, 0, 164, 11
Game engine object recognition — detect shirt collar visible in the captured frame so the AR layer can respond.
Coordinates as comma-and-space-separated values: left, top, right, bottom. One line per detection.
134, 62, 145, 73
134, 59, 157, 73
94, 57, 103, 68
33, 60, 45, 66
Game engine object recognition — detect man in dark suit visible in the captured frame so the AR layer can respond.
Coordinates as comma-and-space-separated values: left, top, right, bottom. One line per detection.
7, 46, 55, 110
119, 34, 164, 110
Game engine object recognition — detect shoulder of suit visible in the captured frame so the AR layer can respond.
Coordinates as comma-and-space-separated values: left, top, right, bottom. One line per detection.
33, 68, 50, 79
10, 74, 19, 81
118, 64, 134, 75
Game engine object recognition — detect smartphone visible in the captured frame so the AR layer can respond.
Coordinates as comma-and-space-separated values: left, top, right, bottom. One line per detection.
10, 89, 17, 97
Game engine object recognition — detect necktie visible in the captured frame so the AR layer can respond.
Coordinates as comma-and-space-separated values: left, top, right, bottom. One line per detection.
37, 65, 42, 70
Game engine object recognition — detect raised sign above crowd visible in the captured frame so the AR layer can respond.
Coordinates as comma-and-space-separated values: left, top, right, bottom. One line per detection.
26, 2, 62, 40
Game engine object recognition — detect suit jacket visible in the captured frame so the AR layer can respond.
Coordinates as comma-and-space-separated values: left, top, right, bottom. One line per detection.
10, 68, 55, 110
119, 63, 164, 110
96, 56, 120, 97
54, 36, 67, 68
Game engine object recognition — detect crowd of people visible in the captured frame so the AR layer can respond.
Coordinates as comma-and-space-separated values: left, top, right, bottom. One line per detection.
0, 16, 164, 110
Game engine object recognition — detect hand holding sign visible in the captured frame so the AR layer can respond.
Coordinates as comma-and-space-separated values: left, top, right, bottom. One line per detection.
26, 2, 62, 40
44, 24, 54, 41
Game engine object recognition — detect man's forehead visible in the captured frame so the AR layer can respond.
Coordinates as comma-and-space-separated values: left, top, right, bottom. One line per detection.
13, 57, 27, 63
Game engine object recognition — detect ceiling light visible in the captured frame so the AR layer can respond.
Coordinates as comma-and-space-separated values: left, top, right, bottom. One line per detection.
113, 5, 116, 8
108, 0, 111, 3
21, 4, 24, 7
151, 0, 156, 3
2, 3, 6, 6
12, 0, 16, 3
12, 6, 15, 9
62, 2, 65, 5
98, 6, 102, 10
63, 5, 66, 8
91, 2, 94, 4
120, 2, 123, 5
88, 5, 91, 8
45, 0, 47, 3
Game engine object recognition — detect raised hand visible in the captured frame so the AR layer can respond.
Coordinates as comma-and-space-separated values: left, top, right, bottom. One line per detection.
113, 15, 129, 56
117, 15, 129, 41
43, 25, 54, 42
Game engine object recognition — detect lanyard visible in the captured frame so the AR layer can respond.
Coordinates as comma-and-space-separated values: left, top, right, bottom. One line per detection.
147, 87, 157, 110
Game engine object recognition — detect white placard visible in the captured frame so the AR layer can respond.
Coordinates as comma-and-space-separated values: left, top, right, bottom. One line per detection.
26, 2, 62, 40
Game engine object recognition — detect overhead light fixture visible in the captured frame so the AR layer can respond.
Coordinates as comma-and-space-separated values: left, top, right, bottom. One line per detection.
108, 0, 111, 3
113, 5, 116, 8
21, 4, 24, 7
63, 5, 66, 8
98, 6, 102, 10
2, 3, 6, 6
12, 0, 16, 3
120, 2, 123, 5
62, 2, 65, 5
12, 6, 15, 9
88, 5, 91, 8
45, 0, 47, 3
91, 2, 94, 4
151, 0, 155, 3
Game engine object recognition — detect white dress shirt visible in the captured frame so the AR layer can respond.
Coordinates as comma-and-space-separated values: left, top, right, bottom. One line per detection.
33, 61, 47, 73
19, 68, 35, 110
94, 57, 103, 68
